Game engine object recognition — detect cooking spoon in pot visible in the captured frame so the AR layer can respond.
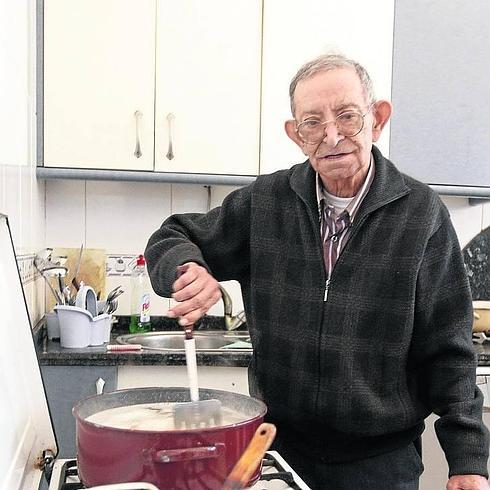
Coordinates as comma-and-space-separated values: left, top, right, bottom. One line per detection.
222, 423, 277, 490
173, 265, 222, 429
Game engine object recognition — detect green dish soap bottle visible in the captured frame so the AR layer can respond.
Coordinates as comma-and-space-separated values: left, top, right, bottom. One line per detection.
129, 254, 152, 334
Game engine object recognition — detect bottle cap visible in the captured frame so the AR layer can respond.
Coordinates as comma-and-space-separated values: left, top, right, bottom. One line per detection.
136, 254, 146, 266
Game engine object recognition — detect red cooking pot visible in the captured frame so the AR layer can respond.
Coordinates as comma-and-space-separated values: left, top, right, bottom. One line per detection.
73, 387, 267, 490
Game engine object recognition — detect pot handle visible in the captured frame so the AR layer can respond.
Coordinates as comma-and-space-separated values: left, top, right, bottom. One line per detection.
147, 443, 225, 463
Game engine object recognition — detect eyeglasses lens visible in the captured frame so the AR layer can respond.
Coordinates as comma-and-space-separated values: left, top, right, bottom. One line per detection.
298, 112, 364, 143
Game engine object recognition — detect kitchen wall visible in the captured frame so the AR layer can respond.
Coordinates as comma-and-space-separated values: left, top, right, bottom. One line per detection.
43, 178, 490, 321
44, 180, 244, 318
0, 0, 46, 327
2, 0, 490, 327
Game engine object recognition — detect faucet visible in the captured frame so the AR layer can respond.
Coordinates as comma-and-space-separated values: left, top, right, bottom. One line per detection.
219, 284, 246, 331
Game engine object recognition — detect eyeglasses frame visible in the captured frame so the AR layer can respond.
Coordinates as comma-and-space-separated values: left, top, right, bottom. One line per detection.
295, 103, 376, 144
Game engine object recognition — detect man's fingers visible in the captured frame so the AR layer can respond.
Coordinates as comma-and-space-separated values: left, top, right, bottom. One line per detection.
168, 264, 222, 325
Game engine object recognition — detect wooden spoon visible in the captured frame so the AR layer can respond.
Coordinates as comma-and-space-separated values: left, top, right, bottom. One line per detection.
222, 422, 277, 490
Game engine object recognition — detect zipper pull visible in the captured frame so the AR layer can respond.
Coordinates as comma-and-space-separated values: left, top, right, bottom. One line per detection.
324, 278, 330, 301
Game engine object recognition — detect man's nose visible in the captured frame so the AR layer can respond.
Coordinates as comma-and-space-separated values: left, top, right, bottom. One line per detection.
321, 121, 343, 146
322, 121, 344, 146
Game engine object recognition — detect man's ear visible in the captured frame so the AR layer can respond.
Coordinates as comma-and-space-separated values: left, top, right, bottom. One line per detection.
371, 100, 392, 142
285, 119, 307, 154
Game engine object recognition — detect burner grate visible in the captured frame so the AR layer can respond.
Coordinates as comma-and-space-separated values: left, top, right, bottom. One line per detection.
50, 451, 307, 490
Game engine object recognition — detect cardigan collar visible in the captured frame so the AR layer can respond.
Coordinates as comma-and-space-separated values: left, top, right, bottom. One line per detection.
289, 145, 411, 220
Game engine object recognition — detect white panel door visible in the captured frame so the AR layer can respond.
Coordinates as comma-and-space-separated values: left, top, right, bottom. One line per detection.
44, 0, 156, 170
154, 0, 262, 175
260, 0, 395, 174
117, 365, 250, 395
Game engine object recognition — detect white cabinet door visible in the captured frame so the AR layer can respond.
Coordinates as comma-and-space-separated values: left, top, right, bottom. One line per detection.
117, 365, 250, 395
260, 0, 395, 175
43, 0, 156, 170
154, 0, 262, 176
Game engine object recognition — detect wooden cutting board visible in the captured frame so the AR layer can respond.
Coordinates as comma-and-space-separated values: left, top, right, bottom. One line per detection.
46, 247, 106, 311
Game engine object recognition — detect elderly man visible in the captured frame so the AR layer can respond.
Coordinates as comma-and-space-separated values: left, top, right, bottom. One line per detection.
145, 53, 489, 489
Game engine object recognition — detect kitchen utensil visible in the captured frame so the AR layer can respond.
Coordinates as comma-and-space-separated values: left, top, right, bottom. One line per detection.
106, 298, 118, 315
222, 423, 277, 490
75, 282, 98, 316
73, 387, 267, 490
106, 284, 123, 302
173, 264, 222, 429
72, 244, 84, 292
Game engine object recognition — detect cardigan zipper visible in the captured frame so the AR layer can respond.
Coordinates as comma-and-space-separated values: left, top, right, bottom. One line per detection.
324, 278, 330, 301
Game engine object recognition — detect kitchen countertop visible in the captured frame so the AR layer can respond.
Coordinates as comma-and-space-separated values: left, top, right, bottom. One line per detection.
34, 315, 490, 367
35, 315, 252, 368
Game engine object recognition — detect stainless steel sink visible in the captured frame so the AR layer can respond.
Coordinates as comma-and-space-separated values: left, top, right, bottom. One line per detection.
115, 330, 252, 352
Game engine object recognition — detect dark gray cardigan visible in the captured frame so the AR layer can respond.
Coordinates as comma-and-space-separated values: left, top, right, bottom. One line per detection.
145, 146, 489, 477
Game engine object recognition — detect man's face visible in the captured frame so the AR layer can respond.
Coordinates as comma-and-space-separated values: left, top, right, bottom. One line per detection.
285, 67, 391, 195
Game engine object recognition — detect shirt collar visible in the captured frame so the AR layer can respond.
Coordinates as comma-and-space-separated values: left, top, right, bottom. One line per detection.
316, 153, 375, 222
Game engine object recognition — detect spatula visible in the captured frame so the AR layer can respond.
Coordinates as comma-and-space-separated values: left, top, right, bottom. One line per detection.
173, 323, 223, 428
173, 265, 222, 429
222, 423, 277, 490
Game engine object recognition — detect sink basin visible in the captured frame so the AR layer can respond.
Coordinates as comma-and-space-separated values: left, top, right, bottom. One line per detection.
115, 330, 252, 352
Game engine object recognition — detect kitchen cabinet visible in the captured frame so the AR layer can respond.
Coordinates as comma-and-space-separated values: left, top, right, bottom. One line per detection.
117, 365, 249, 395
43, 0, 156, 171
153, 1, 261, 175
42, 0, 261, 176
259, 0, 395, 174
40, 365, 117, 458
390, 0, 490, 196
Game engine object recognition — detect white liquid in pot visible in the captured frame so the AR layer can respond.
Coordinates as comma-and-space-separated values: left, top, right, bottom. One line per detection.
86, 402, 248, 430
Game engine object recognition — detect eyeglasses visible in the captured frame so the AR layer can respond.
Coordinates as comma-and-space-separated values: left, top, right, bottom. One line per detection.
296, 105, 374, 144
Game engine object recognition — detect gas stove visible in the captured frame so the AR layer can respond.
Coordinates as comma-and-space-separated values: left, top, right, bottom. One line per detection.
46, 451, 310, 490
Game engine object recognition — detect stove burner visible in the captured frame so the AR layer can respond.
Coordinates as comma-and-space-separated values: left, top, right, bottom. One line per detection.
51, 452, 307, 490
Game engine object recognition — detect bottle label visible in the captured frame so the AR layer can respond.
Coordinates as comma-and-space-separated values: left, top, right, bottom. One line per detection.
140, 293, 150, 323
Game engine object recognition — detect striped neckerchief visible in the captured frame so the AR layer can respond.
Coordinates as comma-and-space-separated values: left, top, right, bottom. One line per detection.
316, 154, 375, 300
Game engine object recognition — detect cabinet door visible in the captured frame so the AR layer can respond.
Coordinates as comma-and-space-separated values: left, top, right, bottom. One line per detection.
41, 365, 117, 458
43, 0, 156, 170
118, 365, 250, 395
260, 0, 395, 175
154, 0, 262, 175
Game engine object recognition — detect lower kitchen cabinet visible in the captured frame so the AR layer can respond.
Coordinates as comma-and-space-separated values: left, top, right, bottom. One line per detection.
40, 365, 117, 458
117, 365, 249, 395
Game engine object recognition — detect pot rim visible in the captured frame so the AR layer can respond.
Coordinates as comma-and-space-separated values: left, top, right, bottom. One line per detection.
73, 386, 268, 433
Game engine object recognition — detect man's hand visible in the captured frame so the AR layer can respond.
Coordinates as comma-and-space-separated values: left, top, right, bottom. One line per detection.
167, 262, 221, 326
447, 475, 490, 489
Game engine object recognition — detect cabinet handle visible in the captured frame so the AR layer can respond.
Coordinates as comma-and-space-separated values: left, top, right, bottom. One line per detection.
134, 110, 143, 158
96, 377, 106, 394
166, 113, 175, 160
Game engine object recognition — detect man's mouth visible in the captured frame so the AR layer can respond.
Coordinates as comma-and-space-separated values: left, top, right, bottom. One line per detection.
318, 152, 350, 160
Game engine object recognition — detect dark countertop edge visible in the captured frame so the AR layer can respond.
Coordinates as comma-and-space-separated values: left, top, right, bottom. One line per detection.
35, 315, 252, 368
37, 352, 252, 368
34, 315, 490, 367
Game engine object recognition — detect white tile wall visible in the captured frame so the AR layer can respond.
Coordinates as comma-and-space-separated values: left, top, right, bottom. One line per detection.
0, 0, 45, 327
44, 181, 489, 318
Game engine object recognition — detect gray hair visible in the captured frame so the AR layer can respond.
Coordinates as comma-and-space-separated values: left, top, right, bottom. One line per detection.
289, 53, 376, 116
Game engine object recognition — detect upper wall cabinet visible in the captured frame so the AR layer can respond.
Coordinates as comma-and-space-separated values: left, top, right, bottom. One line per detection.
43, 0, 157, 171
153, 1, 261, 175
42, 0, 262, 176
259, 0, 395, 175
